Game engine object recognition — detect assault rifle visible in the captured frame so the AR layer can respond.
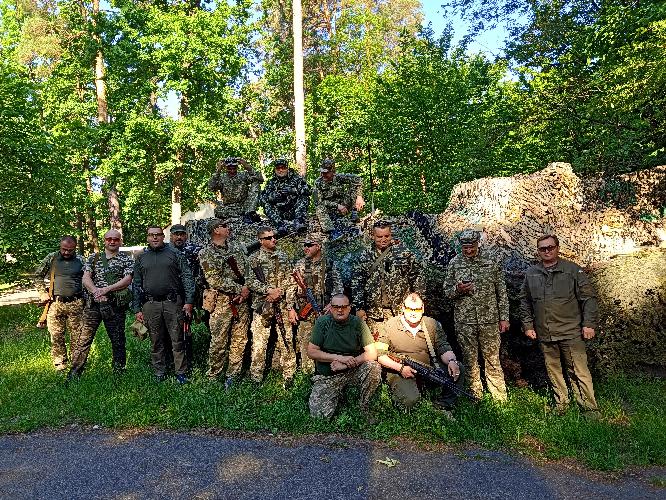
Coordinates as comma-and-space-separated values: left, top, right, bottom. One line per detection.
292, 270, 323, 320
226, 255, 246, 319
390, 355, 480, 403
252, 265, 290, 351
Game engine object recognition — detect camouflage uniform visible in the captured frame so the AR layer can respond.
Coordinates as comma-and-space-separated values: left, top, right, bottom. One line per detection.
444, 242, 509, 401
312, 173, 363, 233
35, 251, 85, 371
208, 169, 264, 219
172, 240, 204, 363
70, 251, 134, 374
247, 247, 296, 382
352, 242, 425, 338
199, 240, 250, 379
286, 255, 344, 373
259, 169, 311, 229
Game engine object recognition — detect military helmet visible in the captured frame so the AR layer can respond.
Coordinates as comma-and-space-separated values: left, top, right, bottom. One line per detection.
458, 229, 481, 245
320, 158, 335, 173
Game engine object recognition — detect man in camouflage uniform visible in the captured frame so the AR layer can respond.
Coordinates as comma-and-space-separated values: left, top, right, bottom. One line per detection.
69, 229, 134, 378
307, 293, 381, 420
198, 219, 251, 387
286, 233, 343, 373
132, 226, 195, 383
208, 157, 264, 221
353, 221, 425, 339
35, 236, 85, 372
444, 229, 509, 401
246, 226, 296, 384
520, 234, 600, 417
259, 158, 310, 233
312, 158, 364, 236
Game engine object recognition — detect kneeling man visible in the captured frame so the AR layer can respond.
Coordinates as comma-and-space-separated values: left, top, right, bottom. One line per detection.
307, 293, 381, 419
377, 293, 461, 411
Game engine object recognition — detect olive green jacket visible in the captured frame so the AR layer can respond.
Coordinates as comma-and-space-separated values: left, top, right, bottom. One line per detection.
520, 258, 598, 341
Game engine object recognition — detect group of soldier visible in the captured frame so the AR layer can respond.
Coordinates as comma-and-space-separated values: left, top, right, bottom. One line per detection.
34, 156, 601, 421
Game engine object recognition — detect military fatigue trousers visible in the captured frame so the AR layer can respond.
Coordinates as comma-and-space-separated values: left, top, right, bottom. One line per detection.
385, 363, 465, 410
309, 361, 382, 418
143, 298, 187, 376
457, 322, 507, 401
46, 298, 84, 370
540, 337, 598, 412
249, 308, 296, 382
70, 301, 127, 374
207, 297, 249, 379
295, 316, 316, 374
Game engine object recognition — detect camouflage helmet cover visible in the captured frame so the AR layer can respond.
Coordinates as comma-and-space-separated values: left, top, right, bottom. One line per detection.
458, 229, 481, 245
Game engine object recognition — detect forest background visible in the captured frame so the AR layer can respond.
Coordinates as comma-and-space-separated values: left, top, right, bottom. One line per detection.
1, 0, 665, 282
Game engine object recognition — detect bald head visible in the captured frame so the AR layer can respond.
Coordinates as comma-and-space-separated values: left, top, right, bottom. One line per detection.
402, 293, 424, 326
103, 229, 122, 253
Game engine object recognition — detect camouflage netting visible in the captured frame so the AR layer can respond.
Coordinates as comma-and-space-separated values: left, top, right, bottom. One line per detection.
185, 162, 666, 380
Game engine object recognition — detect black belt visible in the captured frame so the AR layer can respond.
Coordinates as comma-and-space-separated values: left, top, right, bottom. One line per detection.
54, 294, 83, 303
145, 292, 181, 302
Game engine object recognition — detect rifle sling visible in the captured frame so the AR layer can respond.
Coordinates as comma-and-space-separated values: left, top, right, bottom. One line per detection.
420, 321, 441, 369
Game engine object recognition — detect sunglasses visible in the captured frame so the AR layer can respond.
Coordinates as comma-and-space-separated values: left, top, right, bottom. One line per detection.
331, 304, 350, 310
260, 235, 276, 241
148, 233, 164, 238
104, 237, 121, 242
303, 242, 317, 248
537, 245, 557, 252
403, 306, 423, 313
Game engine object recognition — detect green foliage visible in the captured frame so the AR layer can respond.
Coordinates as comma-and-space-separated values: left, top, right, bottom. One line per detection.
1, 304, 665, 470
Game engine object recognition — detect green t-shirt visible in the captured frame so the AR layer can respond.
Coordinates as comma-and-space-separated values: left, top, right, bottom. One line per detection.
310, 315, 374, 376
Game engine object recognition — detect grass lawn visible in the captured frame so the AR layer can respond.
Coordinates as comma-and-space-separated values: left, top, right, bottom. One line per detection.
1, 304, 664, 471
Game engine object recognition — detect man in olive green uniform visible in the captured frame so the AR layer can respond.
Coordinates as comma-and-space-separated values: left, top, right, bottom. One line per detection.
520, 234, 600, 416
286, 233, 343, 373
307, 293, 381, 419
353, 221, 424, 339
69, 229, 134, 378
208, 157, 264, 221
377, 293, 461, 414
34, 235, 85, 371
132, 226, 195, 383
198, 219, 250, 387
444, 229, 509, 401
312, 158, 364, 236
246, 226, 296, 384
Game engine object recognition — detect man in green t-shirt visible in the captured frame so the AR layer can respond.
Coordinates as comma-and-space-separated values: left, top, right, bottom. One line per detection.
307, 293, 381, 419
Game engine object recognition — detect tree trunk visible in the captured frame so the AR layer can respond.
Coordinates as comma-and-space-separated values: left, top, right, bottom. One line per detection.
293, 0, 307, 176
84, 165, 100, 254
107, 186, 122, 230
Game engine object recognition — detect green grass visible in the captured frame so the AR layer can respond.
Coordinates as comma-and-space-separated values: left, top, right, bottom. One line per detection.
1, 304, 665, 471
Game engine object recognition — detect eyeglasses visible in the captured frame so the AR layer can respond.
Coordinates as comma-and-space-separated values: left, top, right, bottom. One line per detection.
330, 304, 350, 310
104, 237, 121, 242
148, 233, 164, 238
260, 235, 276, 241
403, 306, 424, 313
537, 245, 557, 252
303, 242, 317, 248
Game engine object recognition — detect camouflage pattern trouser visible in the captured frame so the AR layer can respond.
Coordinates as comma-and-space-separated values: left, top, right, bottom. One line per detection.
70, 301, 127, 374
457, 323, 507, 401
385, 364, 465, 409
249, 310, 296, 382
540, 337, 598, 411
207, 297, 249, 379
295, 316, 315, 374
143, 298, 187, 376
309, 361, 382, 418
46, 298, 84, 370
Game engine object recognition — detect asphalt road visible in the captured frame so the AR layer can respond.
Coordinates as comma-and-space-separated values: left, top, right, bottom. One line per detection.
0, 428, 664, 499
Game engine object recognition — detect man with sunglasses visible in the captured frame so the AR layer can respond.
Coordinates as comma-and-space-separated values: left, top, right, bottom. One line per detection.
259, 158, 310, 233
444, 229, 509, 401
208, 157, 264, 222
286, 233, 343, 373
34, 235, 85, 372
307, 293, 381, 420
247, 226, 296, 385
199, 219, 251, 387
520, 234, 600, 417
68, 229, 134, 378
376, 293, 461, 415
353, 220, 424, 339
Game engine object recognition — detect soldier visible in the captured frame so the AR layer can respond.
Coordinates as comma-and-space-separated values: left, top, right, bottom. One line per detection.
312, 158, 364, 237
132, 226, 195, 383
259, 158, 311, 233
246, 226, 296, 385
376, 293, 461, 416
286, 233, 344, 373
198, 219, 251, 388
34, 235, 85, 372
444, 229, 509, 401
353, 220, 425, 339
520, 234, 600, 417
307, 293, 381, 420
69, 229, 134, 378
208, 157, 264, 222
